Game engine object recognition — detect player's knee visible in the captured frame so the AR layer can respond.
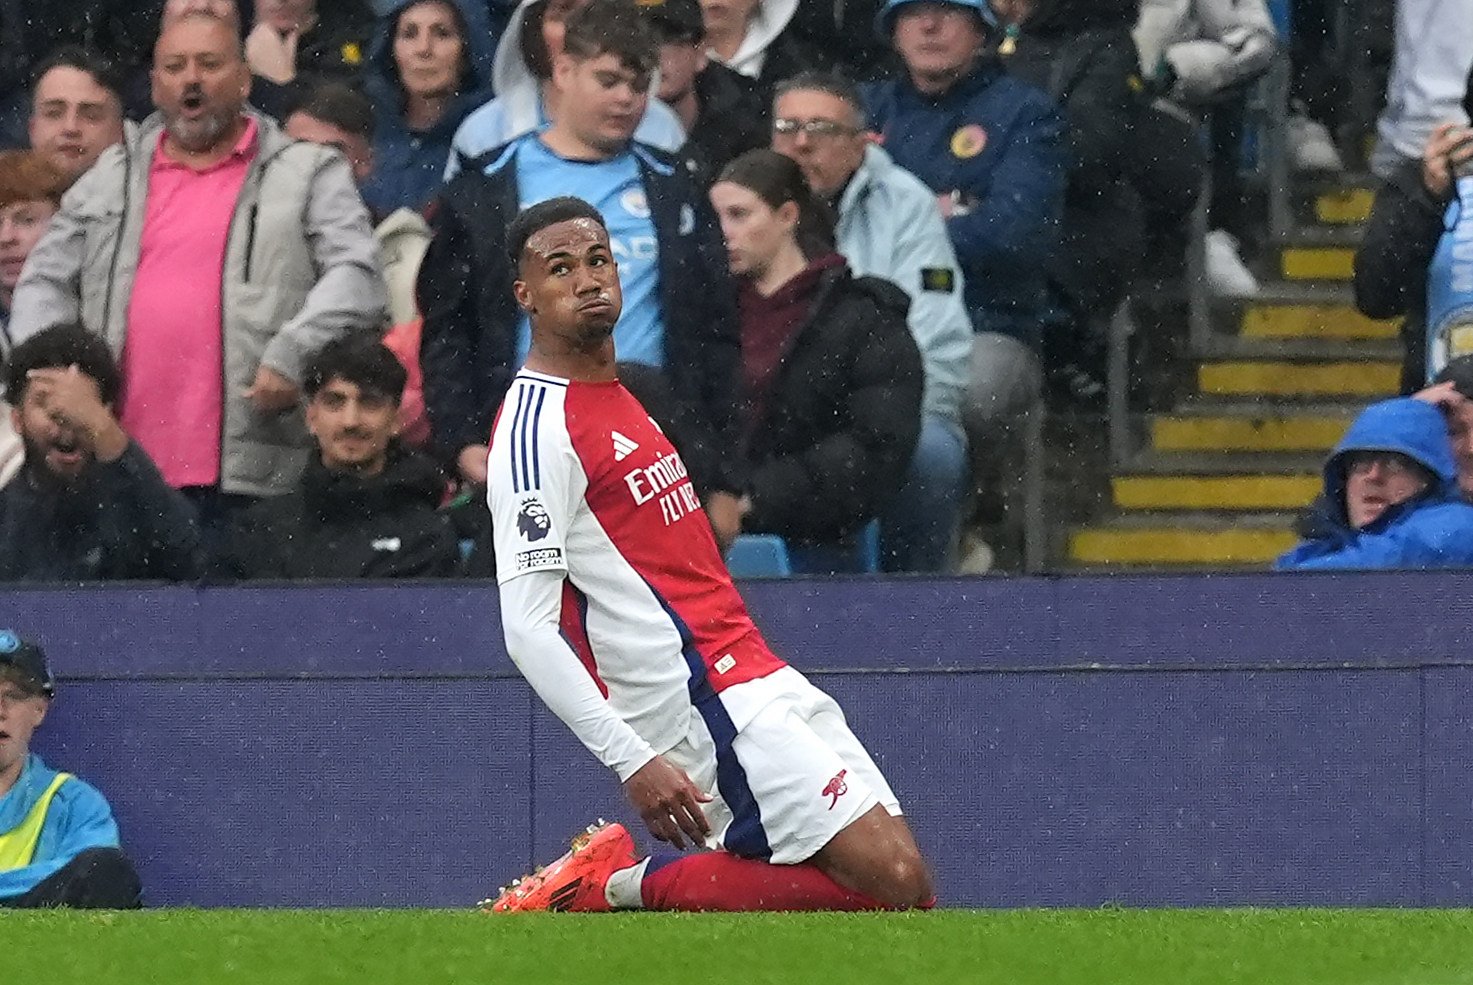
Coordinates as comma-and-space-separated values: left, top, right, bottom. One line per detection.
872, 851, 932, 909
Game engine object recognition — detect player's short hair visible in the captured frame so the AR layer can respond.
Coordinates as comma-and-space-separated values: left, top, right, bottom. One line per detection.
562, 0, 658, 77
773, 71, 865, 127
717, 149, 837, 259
303, 338, 407, 404
0, 151, 69, 210
507, 196, 609, 270
288, 81, 376, 142
30, 46, 126, 108
4, 325, 121, 407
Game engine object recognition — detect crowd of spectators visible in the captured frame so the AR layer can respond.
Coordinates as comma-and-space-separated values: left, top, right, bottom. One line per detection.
0, 0, 1465, 581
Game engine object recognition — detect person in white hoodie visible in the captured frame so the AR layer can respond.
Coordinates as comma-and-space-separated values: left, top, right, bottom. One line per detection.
1370, 0, 1473, 180
700, 0, 826, 104
446, 0, 686, 177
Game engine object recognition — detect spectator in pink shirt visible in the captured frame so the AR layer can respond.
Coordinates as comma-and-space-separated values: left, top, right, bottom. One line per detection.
7, 12, 387, 535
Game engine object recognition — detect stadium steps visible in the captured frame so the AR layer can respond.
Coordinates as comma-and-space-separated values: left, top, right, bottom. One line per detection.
1062, 176, 1398, 570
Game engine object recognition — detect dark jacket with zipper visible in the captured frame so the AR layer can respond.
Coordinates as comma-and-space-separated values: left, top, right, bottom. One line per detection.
6, 109, 388, 497
216, 446, 461, 579
742, 264, 923, 545
1355, 64, 1473, 394
1003, 9, 1145, 322
678, 62, 769, 190
416, 136, 744, 494
0, 443, 203, 582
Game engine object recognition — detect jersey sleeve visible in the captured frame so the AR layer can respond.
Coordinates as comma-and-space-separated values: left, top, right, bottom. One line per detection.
487, 384, 584, 584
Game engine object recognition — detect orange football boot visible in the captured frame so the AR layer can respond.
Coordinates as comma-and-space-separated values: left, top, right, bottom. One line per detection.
479, 820, 639, 913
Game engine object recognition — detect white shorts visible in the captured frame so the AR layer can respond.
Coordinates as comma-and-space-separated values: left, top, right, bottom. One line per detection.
662, 667, 902, 865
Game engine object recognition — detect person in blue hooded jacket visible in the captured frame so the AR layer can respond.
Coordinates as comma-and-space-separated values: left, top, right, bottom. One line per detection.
1277, 398, 1473, 571
0, 634, 140, 909
360, 0, 498, 216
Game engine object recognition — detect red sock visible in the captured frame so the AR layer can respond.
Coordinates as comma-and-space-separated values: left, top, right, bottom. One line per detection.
640, 852, 890, 912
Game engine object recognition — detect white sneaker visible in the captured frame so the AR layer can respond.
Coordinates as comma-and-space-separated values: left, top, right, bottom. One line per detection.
956, 533, 995, 575
1289, 113, 1344, 174
1204, 229, 1260, 298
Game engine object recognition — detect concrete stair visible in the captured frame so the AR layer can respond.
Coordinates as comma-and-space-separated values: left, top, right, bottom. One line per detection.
1064, 176, 1401, 570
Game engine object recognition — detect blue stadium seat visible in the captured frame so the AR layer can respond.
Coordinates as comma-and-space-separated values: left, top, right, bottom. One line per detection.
725, 535, 793, 578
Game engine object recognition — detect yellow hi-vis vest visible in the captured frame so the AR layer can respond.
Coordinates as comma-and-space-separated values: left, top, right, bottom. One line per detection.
0, 773, 71, 871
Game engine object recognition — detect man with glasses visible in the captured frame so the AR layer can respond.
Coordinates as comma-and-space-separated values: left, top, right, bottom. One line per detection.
1277, 397, 1473, 571
771, 71, 970, 573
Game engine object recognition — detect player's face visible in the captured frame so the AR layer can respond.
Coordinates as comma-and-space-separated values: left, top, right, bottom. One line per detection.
515, 217, 623, 345
552, 52, 651, 155
0, 677, 47, 777
710, 180, 798, 279
307, 377, 400, 474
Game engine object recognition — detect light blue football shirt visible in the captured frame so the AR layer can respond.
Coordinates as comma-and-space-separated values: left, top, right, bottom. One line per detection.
512, 135, 665, 368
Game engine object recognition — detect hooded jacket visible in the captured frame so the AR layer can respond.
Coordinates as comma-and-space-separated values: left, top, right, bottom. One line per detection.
1277, 398, 1473, 571
216, 446, 460, 579
862, 58, 1067, 349
1355, 65, 1473, 393
7, 110, 388, 497
361, 0, 499, 215
709, 0, 827, 101
742, 264, 922, 545
444, 0, 686, 177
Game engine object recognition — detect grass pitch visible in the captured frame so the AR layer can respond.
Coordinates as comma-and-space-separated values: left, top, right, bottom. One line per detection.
4, 908, 1472, 984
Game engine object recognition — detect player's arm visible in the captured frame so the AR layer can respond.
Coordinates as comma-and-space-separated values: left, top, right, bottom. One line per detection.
499, 573, 712, 847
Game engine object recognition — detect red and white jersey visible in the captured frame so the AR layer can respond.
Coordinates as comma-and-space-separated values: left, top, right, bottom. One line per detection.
488, 370, 787, 756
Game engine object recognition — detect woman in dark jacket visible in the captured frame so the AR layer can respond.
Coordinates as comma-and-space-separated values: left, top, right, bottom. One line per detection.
708, 149, 923, 566
996, 0, 1145, 398
360, 0, 496, 216
1354, 66, 1473, 394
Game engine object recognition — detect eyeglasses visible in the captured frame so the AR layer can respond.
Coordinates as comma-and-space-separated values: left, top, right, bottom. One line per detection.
1344, 451, 1423, 479
772, 117, 859, 140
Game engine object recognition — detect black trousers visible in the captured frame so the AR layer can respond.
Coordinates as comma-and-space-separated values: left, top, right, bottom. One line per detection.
0, 847, 142, 909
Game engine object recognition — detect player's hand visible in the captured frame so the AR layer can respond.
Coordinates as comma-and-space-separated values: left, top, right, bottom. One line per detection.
26, 365, 129, 462
245, 22, 299, 84
457, 444, 490, 485
705, 491, 745, 552
623, 755, 712, 850
242, 366, 300, 415
1422, 122, 1473, 199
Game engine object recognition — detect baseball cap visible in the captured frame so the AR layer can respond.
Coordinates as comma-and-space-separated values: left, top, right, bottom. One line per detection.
1433, 355, 1473, 401
636, 0, 704, 43
0, 631, 54, 697
875, 0, 997, 39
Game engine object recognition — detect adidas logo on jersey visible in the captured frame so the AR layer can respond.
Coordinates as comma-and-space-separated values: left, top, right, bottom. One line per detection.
612, 431, 640, 462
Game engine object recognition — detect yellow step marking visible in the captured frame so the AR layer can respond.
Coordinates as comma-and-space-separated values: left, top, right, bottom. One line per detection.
1283, 247, 1356, 281
1241, 304, 1397, 339
1315, 188, 1374, 225
1152, 415, 1350, 452
1069, 527, 1299, 566
1198, 360, 1398, 397
1113, 475, 1321, 511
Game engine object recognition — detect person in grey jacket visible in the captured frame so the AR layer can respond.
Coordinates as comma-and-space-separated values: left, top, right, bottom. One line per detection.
7, 12, 386, 528
771, 71, 971, 572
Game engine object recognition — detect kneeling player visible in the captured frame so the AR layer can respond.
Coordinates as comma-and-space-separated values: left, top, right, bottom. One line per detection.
481, 197, 932, 912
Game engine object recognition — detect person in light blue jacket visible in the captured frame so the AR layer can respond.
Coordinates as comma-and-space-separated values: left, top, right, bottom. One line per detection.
772, 71, 971, 572
1277, 398, 1473, 572
443, 0, 685, 179
0, 633, 140, 908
